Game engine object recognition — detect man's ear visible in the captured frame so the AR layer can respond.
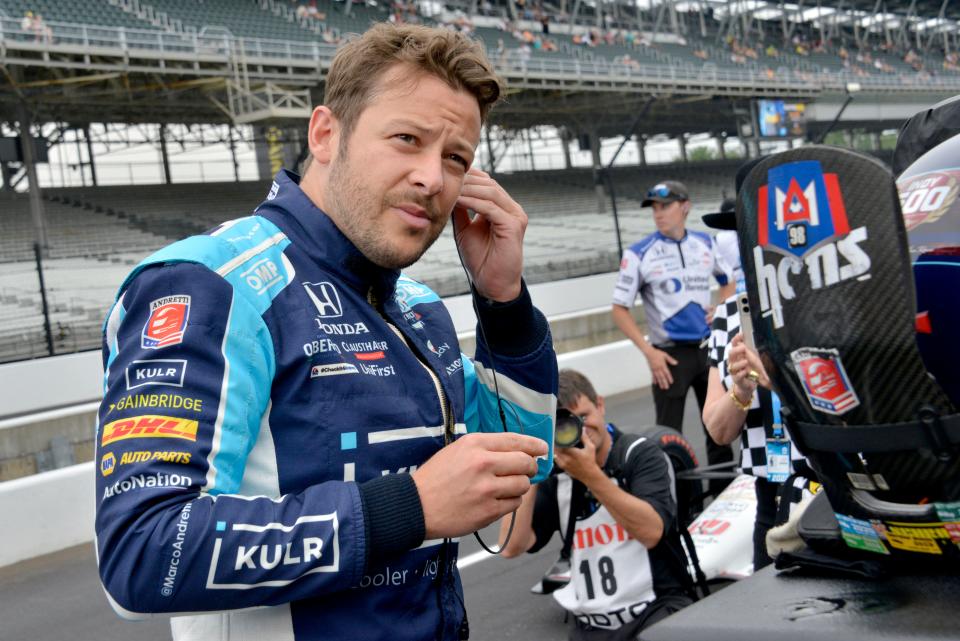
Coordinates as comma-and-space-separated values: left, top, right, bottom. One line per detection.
307, 105, 339, 166
595, 395, 605, 417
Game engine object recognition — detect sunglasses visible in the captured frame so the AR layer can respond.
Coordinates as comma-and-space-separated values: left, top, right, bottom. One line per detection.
647, 185, 684, 200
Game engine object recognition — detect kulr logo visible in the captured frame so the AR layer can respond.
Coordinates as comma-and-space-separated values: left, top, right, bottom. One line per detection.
758, 161, 850, 259
206, 513, 340, 590
101, 415, 199, 446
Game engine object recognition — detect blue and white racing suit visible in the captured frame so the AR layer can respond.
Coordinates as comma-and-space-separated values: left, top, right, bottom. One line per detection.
612, 230, 731, 346
94, 170, 558, 641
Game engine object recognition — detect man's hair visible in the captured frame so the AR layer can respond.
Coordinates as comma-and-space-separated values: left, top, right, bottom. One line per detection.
324, 23, 503, 141
558, 369, 599, 408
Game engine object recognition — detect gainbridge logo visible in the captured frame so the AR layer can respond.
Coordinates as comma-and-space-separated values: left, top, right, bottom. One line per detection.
101, 415, 199, 446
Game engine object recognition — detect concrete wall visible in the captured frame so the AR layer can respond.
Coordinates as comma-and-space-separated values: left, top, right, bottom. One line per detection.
0, 340, 650, 568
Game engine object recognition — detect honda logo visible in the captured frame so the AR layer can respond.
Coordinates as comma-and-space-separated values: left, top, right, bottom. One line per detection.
303, 282, 343, 319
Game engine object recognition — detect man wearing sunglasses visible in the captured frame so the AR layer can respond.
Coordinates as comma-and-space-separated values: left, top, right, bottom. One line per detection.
611, 180, 735, 485
499, 369, 694, 640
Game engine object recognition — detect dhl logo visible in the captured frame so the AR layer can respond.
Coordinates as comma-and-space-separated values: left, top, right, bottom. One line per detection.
101, 415, 199, 446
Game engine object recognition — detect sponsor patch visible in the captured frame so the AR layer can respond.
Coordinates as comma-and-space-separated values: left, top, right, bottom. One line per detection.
835, 513, 889, 555
102, 471, 192, 499
897, 170, 959, 232
101, 415, 199, 446
108, 393, 203, 414
311, 363, 359, 378
101, 452, 116, 477
354, 351, 386, 361
303, 281, 343, 319
790, 347, 860, 415
125, 359, 187, 390
240, 257, 284, 296
758, 160, 850, 259
206, 513, 340, 589
142, 296, 191, 349
119, 450, 192, 466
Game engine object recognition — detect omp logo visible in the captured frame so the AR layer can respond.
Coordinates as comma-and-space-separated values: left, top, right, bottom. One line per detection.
206, 513, 340, 589
102, 471, 191, 499
240, 257, 284, 296
101, 415, 199, 446
303, 281, 342, 318
125, 359, 187, 390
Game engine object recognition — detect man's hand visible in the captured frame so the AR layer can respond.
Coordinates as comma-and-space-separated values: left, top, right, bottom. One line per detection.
412, 432, 546, 539
644, 347, 678, 390
452, 169, 527, 302
554, 435, 603, 485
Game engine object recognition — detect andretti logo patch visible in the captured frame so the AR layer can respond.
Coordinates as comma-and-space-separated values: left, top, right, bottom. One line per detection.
206, 513, 340, 590
101, 415, 199, 446
758, 161, 850, 259
142, 296, 191, 349
790, 347, 860, 415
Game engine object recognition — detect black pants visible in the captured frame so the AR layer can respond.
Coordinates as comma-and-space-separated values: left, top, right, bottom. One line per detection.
753, 476, 779, 571
569, 594, 693, 641
651, 343, 733, 495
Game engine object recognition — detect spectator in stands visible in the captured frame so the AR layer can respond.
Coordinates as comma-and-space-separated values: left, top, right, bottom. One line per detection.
693, 48, 708, 61
93, 23, 556, 641
500, 369, 695, 640
20, 10, 34, 36
611, 180, 735, 493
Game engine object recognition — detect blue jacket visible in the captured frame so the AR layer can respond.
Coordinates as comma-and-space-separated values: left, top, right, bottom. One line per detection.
95, 170, 558, 640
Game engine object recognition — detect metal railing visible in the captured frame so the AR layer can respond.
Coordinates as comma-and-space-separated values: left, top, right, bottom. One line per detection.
1, 15, 958, 92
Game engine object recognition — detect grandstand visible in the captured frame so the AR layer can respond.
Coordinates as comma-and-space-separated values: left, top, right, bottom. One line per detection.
0, 0, 958, 364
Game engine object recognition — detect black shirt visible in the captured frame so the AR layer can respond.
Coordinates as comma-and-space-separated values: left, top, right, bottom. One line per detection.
529, 426, 693, 598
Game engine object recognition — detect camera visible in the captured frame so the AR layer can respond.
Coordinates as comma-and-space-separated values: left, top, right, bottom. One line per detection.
555, 408, 584, 448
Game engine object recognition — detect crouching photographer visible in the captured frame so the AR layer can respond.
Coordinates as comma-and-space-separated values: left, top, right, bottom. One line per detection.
498, 369, 694, 640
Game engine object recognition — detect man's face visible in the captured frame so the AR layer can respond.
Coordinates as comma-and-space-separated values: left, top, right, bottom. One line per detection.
563, 394, 607, 465
651, 200, 688, 238
322, 65, 482, 269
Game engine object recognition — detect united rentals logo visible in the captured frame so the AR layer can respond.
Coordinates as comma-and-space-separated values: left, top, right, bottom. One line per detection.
206, 513, 340, 590
101, 415, 199, 446
142, 296, 191, 349
790, 347, 860, 415
758, 160, 850, 259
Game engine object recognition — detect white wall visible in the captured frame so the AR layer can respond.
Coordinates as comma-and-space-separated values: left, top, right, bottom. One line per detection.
0, 339, 648, 568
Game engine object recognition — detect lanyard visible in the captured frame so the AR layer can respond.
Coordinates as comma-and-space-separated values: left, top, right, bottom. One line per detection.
771, 392, 784, 440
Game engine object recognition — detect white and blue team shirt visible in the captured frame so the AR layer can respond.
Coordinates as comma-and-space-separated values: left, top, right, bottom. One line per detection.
714, 230, 745, 293
612, 231, 732, 346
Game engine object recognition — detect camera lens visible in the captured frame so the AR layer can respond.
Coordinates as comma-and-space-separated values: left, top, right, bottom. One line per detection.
555, 409, 583, 448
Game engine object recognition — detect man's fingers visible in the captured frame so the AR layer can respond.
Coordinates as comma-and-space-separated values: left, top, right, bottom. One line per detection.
491, 474, 532, 499
487, 450, 541, 477
666, 354, 679, 366
473, 431, 548, 457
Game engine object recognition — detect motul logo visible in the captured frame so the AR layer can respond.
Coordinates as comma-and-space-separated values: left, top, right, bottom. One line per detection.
574, 523, 633, 549
101, 415, 199, 446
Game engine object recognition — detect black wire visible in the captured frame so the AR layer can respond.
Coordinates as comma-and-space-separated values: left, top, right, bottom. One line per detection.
450, 211, 525, 555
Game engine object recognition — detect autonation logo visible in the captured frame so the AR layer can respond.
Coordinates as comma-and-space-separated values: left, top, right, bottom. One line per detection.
102, 472, 192, 499
206, 513, 340, 590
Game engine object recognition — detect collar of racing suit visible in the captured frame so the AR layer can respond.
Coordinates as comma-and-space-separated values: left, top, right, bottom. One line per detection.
255, 169, 402, 304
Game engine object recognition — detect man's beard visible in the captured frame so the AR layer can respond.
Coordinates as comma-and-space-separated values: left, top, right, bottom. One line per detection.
325, 153, 446, 270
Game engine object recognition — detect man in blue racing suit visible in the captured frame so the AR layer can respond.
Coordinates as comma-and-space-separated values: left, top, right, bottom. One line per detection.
611, 180, 734, 481
94, 24, 558, 641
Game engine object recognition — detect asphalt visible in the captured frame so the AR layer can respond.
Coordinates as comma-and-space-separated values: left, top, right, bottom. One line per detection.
0, 387, 716, 641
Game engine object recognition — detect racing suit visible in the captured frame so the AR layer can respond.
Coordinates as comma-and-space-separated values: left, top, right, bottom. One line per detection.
94, 170, 558, 641
613, 230, 733, 477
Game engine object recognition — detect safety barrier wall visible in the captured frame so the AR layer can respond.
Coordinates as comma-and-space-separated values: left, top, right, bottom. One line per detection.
0, 272, 620, 421
0, 337, 649, 568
